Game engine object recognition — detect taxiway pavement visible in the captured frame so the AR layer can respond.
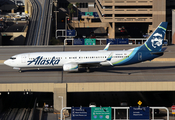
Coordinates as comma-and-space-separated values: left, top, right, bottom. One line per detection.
0, 45, 175, 83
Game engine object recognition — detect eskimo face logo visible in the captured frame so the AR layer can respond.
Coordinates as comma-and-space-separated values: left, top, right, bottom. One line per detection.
151, 33, 163, 48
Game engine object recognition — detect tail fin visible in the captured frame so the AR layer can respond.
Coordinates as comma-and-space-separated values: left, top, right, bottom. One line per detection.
144, 22, 168, 52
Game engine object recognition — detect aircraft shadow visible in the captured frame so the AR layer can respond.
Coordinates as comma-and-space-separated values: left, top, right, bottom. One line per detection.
95, 65, 175, 74
20, 65, 175, 75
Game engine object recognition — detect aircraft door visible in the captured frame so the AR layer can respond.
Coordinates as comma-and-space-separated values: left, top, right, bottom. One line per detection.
138, 52, 142, 61
21, 55, 27, 63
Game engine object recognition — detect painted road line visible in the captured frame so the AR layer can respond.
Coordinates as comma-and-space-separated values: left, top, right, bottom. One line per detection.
0, 60, 5, 64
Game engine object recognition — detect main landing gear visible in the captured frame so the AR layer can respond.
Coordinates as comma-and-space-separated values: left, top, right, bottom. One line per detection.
86, 67, 90, 73
18, 69, 22, 73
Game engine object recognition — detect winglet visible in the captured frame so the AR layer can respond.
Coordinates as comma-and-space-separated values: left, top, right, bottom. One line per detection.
104, 43, 110, 51
103, 52, 113, 66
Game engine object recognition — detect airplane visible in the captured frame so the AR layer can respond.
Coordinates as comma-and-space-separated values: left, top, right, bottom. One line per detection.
4, 22, 168, 73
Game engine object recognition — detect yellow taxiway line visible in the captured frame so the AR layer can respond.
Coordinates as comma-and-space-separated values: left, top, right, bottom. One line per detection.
0, 60, 5, 64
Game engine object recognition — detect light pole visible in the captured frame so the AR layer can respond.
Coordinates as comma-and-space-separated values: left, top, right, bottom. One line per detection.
53, 0, 58, 36
65, 16, 69, 38
54, 11, 59, 31
59, 96, 63, 109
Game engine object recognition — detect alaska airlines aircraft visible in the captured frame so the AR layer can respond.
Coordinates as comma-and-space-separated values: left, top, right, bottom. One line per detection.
4, 22, 168, 72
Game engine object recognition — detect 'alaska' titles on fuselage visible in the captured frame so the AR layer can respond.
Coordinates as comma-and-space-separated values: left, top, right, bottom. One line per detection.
27, 56, 60, 66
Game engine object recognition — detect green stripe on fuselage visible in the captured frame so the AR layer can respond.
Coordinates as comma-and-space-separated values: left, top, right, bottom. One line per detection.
112, 50, 134, 65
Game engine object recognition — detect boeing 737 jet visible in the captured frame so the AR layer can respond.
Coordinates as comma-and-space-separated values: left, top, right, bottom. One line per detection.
4, 22, 168, 72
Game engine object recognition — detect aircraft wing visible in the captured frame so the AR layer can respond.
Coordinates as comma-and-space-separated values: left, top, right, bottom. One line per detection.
63, 52, 113, 71
161, 47, 167, 52
77, 52, 113, 66
78, 61, 103, 66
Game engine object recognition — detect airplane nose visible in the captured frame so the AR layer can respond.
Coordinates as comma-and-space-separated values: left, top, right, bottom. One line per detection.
4, 60, 10, 66
4, 60, 7, 65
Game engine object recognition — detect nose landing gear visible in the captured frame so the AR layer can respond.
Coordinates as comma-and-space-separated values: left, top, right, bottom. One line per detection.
18, 68, 22, 73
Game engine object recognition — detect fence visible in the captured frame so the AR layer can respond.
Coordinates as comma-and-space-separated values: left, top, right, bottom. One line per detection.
64, 38, 148, 46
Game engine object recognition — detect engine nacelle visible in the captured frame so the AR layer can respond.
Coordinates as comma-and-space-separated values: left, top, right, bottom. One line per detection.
63, 63, 78, 71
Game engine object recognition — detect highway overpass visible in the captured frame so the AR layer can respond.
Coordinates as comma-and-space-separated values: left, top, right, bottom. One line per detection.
1, 81, 175, 111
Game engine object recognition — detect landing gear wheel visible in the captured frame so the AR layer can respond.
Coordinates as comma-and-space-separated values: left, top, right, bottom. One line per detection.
18, 68, 22, 73
86, 67, 90, 73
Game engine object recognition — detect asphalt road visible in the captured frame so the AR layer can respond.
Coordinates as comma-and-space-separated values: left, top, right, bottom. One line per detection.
0, 62, 175, 83
26, 0, 42, 45
0, 45, 175, 83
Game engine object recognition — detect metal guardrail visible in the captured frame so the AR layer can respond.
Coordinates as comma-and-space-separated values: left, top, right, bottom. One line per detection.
112, 107, 129, 120
56, 29, 77, 38
150, 107, 169, 120
129, 38, 147, 45
60, 107, 71, 120
63, 38, 146, 46
64, 38, 108, 46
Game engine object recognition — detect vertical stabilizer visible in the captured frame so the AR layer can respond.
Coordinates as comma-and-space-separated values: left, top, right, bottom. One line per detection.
144, 22, 168, 52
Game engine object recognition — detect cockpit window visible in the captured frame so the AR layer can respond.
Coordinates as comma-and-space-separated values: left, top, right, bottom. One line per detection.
10, 57, 16, 60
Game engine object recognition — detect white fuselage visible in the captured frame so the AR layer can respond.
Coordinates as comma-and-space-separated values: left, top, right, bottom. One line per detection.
4, 50, 132, 69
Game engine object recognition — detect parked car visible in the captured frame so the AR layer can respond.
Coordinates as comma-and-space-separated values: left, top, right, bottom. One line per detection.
89, 102, 96, 107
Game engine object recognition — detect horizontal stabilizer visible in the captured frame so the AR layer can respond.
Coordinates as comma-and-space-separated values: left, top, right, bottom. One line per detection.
151, 52, 164, 56
151, 47, 167, 56
151, 47, 167, 55
161, 47, 167, 52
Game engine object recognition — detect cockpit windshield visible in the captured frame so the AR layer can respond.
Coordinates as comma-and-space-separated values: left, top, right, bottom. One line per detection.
10, 56, 16, 60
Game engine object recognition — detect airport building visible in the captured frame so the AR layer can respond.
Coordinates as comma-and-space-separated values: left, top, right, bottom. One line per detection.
95, 0, 165, 38
56, 0, 175, 43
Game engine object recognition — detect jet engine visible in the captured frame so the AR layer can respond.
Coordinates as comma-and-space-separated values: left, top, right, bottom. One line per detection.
63, 63, 78, 71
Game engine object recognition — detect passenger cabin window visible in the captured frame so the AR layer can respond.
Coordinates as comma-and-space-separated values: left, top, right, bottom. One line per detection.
10, 57, 16, 60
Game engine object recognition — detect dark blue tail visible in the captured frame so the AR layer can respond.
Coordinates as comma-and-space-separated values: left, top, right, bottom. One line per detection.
143, 22, 168, 52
